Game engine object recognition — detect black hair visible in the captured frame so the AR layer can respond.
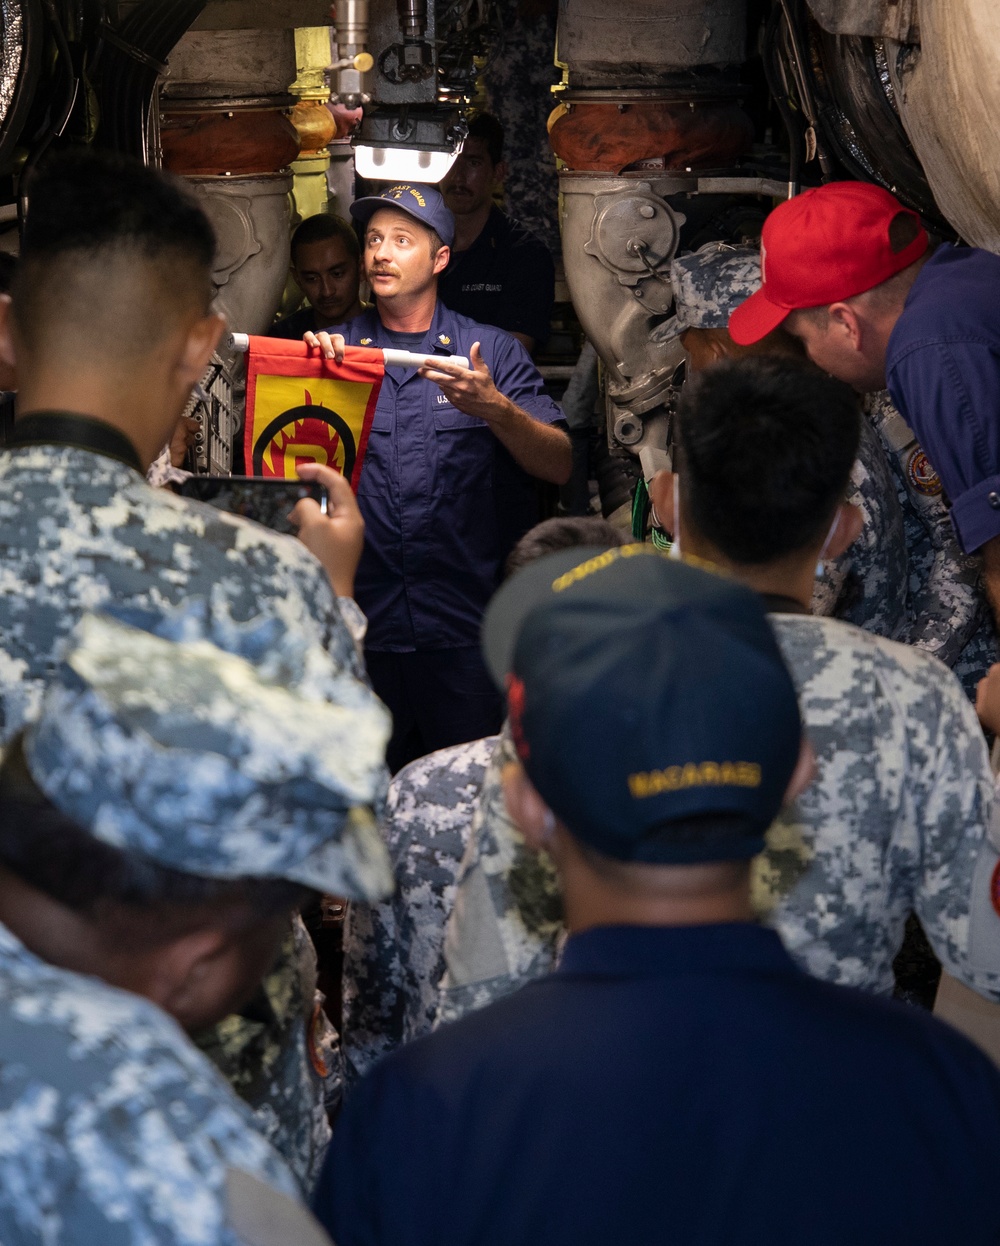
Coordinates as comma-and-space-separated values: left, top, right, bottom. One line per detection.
675, 356, 860, 565
12, 148, 216, 348
0, 737, 307, 938
291, 212, 360, 265
467, 111, 505, 165
505, 516, 627, 578
21, 147, 215, 270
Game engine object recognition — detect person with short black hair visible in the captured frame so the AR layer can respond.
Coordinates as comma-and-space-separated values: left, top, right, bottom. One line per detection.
317, 546, 1000, 1246
438, 111, 555, 354
0, 608, 391, 1243
269, 213, 364, 339
0, 146, 370, 1186
434, 356, 1000, 1031
340, 514, 624, 1083
673, 355, 861, 564
650, 356, 1000, 1002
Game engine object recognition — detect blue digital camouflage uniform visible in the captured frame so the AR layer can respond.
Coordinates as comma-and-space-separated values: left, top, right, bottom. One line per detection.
0, 425, 385, 1188
0, 432, 364, 741
674, 244, 995, 685
864, 389, 997, 695
0, 609, 391, 1243
435, 614, 1000, 1026
483, 0, 561, 258
810, 416, 908, 636
0, 921, 303, 1246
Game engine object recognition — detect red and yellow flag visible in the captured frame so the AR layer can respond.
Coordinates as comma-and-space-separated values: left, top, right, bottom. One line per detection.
244, 337, 384, 490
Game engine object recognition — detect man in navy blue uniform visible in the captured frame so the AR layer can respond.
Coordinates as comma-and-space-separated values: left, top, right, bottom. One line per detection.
314, 546, 1000, 1246
730, 180, 1000, 640
307, 183, 570, 771
438, 112, 555, 355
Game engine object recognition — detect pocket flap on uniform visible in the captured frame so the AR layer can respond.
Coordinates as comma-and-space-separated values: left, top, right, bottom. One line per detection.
433, 407, 488, 432
369, 406, 393, 433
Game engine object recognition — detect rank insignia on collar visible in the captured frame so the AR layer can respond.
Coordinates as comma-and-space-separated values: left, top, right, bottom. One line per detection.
438, 334, 451, 345
360, 337, 373, 345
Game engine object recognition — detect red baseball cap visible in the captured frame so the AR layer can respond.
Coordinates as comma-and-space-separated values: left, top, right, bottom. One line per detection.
728, 182, 928, 345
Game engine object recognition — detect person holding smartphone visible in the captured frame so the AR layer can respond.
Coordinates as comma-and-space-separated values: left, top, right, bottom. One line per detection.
0, 147, 374, 1187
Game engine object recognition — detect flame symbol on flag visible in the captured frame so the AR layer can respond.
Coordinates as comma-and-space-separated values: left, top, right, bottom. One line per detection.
261, 390, 347, 477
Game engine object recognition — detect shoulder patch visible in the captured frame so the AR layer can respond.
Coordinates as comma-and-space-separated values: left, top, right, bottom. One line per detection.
906, 447, 942, 496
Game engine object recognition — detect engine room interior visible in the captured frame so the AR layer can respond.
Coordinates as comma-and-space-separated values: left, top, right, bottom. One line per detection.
0, 0, 995, 507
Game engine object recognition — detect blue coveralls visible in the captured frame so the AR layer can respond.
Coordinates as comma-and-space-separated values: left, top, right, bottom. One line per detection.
329, 300, 564, 769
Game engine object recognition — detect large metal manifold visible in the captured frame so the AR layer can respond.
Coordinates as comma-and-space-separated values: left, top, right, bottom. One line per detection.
561, 173, 689, 458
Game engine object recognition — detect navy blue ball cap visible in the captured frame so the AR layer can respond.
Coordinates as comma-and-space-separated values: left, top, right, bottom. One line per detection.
350, 182, 455, 248
481, 546, 803, 864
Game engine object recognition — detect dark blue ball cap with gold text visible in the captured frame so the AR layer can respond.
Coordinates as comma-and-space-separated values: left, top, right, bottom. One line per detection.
481, 546, 803, 864
350, 182, 456, 248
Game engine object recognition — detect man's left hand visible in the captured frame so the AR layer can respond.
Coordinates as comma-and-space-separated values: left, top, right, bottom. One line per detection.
419, 342, 510, 424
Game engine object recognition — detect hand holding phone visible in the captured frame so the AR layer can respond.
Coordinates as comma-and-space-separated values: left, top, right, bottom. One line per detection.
291, 463, 366, 599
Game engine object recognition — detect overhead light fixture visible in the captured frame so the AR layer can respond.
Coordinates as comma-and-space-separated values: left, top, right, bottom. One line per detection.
352, 104, 467, 185
354, 143, 461, 182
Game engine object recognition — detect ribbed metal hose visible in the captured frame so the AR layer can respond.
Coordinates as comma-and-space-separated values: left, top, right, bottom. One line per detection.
94, 0, 206, 159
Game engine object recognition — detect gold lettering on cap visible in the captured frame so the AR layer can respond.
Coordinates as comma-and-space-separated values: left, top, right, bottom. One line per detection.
550, 543, 662, 593
627, 762, 762, 799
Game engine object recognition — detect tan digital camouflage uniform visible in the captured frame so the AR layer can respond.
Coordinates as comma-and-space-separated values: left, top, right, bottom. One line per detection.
341, 736, 500, 1083
195, 916, 340, 1193
436, 615, 1000, 1026
677, 245, 996, 687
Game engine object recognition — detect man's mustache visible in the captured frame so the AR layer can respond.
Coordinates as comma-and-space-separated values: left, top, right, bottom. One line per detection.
369, 266, 401, 277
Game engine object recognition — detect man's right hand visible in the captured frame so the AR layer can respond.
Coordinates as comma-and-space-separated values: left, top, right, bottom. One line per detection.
304, 331, 347, 364
290, 462, 364, 599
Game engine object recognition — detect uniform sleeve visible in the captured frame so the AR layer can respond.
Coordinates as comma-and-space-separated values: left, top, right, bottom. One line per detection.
340, 900, 404, 1086
342, 743, 493, 1079
895, 504, 988, 664
865, 391, 989, 667
888, 338, 1000, 553
487, 332, 565, 427
904, 659, 1000, 1002
436, 730, 562, 1026
811, 421, 908, 638
340, 775, 409, 1087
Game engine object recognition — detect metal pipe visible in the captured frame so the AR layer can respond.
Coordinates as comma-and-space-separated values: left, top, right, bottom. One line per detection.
398, 0, 427, 41
227, 333, 469, 371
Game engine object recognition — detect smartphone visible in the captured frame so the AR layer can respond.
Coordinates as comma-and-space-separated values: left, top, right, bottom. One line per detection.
180, 476, 328, 536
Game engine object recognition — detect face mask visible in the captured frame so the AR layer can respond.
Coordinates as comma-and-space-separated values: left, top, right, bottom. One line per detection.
815, 512, 840, 578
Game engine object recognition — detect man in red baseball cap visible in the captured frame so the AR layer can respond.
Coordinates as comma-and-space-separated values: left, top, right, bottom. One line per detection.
731, 181, 1000, 636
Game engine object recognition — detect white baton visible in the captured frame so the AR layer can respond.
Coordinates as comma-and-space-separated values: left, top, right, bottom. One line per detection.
227, 333, 469, 371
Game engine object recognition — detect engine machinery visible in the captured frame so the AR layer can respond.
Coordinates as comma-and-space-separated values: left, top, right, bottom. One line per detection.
0, 0, 996, 476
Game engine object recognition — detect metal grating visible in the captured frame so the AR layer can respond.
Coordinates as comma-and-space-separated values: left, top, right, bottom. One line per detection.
182, 352, 240, 475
